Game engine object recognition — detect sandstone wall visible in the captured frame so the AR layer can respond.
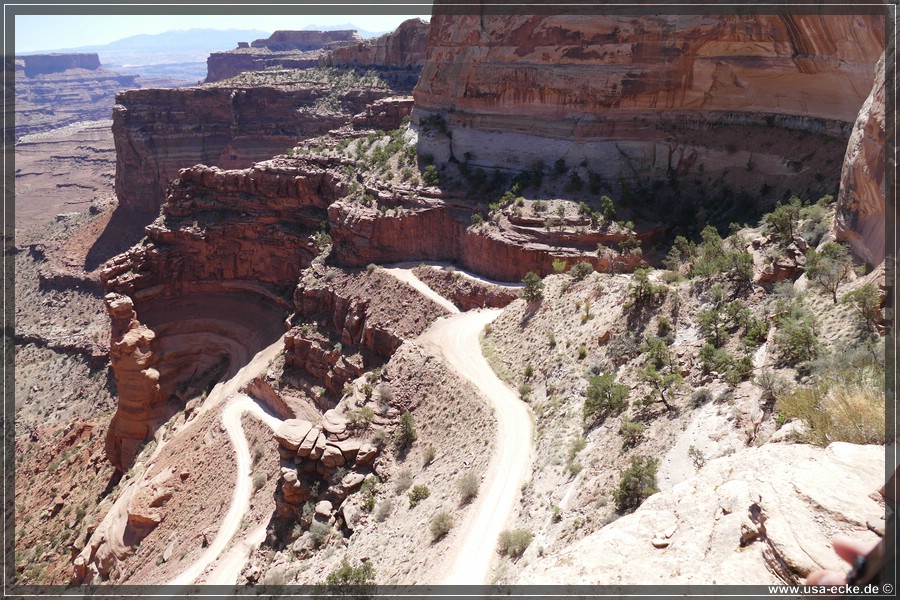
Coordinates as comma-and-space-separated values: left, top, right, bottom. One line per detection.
413, 12, 884, 197
322, 19, 430, 68
111, 84, 384, 215
250, 30, 361, 51
835, 46, 889, 265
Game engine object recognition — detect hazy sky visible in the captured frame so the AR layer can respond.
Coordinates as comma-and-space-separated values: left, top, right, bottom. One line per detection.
15, 12, 431, 53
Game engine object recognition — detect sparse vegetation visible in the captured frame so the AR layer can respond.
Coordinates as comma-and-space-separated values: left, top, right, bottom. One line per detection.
394, 410, 418, 452
456, 471, 480, 504
430, 510, 454, 541
408, 485, 431, 508
841, 283, 881, 331
583, 372, 630, 427
806, 242, 853, 304
498, 528, 533, 558
321, 557, 376, 594
522, 272, 544, 302
613, 455, 659, 514
619, 419, 645, 448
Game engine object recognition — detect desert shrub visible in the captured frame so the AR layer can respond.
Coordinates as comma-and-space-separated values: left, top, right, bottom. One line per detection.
422, 445, 436, 467
688, 445, 706, 470
806, 242, 853, 303
642, 335, 673, 370
799, 203, 831, 246
627, 267, 667, 307
430, 510, 454, 542
577, 345, 587, 360
252, 472, 266, 492
638, 365, 683, 410
393, 468, 414, 495
321, 557, 375, 594
498, 529, 533, 558
569, 261, 594, 281
583, 373, 629, 426
774, 313, 819, 366
374, 498, 394, 522
613, 455, 659, 514
309, 522, 332, 548
754, 369, 790, 404
471, 213, 485, 226
408, 485, 431, 508
456, 471, 480, 504
619, 419, 645, 448
522, 272, 544, 302
552, 258, 567, 273
690, 388, 713, 408
841, 283, 881, 331
775, 361, 884, 445
518, 382, 533, 401
348, 406, 375, 429
394, 411, 418, 452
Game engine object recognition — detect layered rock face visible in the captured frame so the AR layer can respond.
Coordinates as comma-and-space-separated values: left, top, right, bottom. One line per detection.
206, 30, 363, 82
112, 77, 406, 215
835, 46, 889, 265
15, 57, 138, 138
414, 12, 884, 200
21, 53, 100, 76
100, 159, 340, 469
322, 19, 430, 68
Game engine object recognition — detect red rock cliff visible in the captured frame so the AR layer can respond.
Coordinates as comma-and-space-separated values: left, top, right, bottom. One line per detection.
322, 19, 430, 68
413, 11, 884, 198
835, 43, 890, 265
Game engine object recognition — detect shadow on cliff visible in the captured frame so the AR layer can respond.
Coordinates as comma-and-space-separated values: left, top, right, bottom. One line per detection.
84, 207, 155, 272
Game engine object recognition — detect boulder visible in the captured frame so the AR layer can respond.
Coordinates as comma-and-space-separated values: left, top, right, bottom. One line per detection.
297, 427, 320, 458
273, 419, 313, 451
321, 444, 347, 468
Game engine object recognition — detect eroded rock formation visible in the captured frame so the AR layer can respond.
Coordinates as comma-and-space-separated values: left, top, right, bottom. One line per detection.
112, 75, 410, 215
322, 19, 430, 68
413, 12, 884, 202
21, 53, 100, 76
835, 43, 890, 265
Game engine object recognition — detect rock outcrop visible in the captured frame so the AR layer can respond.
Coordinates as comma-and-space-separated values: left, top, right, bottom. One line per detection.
835, 43, 890, 265
100, 159, 338, 470
413, 12, 884, 202
112, 75, 407, 215
322, 19, 430, 69
520, 442, 884, 584
205, 30, 362, 82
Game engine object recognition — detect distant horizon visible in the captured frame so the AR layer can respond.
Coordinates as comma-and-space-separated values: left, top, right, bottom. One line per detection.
14, 13, 431, 53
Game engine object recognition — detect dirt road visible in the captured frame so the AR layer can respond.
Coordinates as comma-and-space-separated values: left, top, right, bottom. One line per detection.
169, 394, 282, 586
383, 266, 534, 585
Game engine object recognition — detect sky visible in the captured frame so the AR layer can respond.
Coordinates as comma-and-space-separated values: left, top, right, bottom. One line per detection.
14, 12, 431, 53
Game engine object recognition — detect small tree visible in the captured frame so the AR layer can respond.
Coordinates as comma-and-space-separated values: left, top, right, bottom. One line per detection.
638, 365, 682, 411
613, 455, 659, 514
764, 197, 802, 245
841, 283, 881, 331
697, 307, 726, 347
583, 373, 630, 426
522, 272, 544, 302
321, 557, 376, 596
394, 410, 418, 452
600, 195, 616, 224
569, 261, 594, 281
806, 242, 853, 304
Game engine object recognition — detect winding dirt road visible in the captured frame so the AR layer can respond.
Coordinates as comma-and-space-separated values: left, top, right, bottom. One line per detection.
384, 266, 534, 584
168, 394, 283, 586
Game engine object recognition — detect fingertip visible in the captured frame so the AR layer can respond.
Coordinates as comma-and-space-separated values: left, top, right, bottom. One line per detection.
806, 570, 847, 586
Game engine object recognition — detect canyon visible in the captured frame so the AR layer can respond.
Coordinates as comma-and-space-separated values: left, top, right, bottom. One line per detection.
13, 8, 891, 591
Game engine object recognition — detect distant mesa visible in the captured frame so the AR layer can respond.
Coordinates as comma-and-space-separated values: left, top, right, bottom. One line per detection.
205, 30, 363, 82
21, 52, 101, 77
249, 29, 361, 51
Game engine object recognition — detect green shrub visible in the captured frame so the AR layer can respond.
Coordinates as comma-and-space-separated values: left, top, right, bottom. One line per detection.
498, 529, 533, 558
806, 242, 852, 303
552, 258, 567, 273
394, 411, 418, 452
754, 369, 790, 404
690, 388, 713, 408
619, 419, 645, 448
522, 272, 544, 302
471, 213, 485, 226
583, 373, 629, 426
457, 471, 480, 504
841, 283, 881, 331
408, 485, 431, 508
430, 510, 454, 541
613, 455, 659, 514
309, 522, 332, 548
422, 164, 440, 186
774, 313, 819, 366
321, 557, 375, 594
627, 267, 667, 307
763, 197, 802, 244
569, 261, 594, 281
